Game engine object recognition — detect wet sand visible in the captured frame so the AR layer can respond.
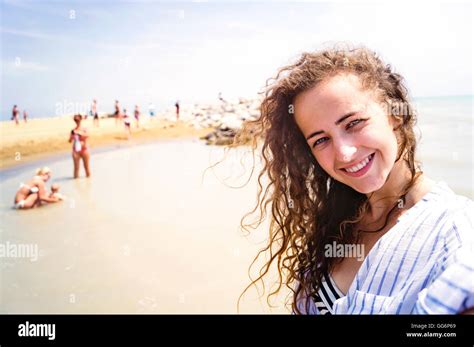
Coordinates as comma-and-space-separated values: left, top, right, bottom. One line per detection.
0, 140, 290, 313
0, 116, 213, 170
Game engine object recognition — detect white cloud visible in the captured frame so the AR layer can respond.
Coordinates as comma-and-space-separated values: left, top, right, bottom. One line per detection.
2, 59, 49, 72
0, 27, 58, 40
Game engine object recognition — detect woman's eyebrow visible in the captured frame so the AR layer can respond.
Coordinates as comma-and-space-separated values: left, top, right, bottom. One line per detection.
305, 112, 358, 140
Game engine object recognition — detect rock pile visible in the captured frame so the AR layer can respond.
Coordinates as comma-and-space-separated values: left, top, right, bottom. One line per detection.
162, 97, 261, 145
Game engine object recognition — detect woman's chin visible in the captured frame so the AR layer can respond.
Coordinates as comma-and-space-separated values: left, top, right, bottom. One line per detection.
352, 185, 375, 194
345, 177, 385, 195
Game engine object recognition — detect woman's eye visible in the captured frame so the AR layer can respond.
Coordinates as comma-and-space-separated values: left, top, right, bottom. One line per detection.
313, 137, 328, 148
346, 118, 365, 129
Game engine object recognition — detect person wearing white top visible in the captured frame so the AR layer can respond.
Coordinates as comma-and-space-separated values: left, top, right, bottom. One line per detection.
236, 46, 474, 315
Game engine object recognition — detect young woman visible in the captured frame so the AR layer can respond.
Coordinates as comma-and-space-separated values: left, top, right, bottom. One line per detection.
238, 47, 473, 314
14, 167, 61, 209
69, 114, 91, 179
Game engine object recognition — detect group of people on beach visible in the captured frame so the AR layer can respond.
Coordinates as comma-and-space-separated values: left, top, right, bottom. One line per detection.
10, 97, 185, 131
11, 105, 28, 124
113, 99, 181, 138
113, 100, 140, 139
13, 113, 90, 210
12, 97, 180, 209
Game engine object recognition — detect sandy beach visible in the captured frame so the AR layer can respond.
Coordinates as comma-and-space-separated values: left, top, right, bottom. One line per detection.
0, 116, 214, 170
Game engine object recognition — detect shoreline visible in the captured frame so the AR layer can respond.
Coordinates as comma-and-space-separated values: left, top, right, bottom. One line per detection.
0, 116, 214, 171
0, 137, 203, 181
1, 98, 262, 171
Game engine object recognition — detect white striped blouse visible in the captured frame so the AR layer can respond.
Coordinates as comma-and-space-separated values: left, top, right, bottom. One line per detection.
297, 181, 474, 314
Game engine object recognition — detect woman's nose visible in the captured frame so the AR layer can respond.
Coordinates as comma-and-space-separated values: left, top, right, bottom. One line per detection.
337, 144, 358, 163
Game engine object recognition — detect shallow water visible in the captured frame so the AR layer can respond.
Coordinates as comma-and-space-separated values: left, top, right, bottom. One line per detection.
416, 97, 473, 198
0, 139, 284, 313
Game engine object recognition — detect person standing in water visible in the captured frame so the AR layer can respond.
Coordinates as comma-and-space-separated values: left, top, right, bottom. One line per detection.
69, 114, 91, 179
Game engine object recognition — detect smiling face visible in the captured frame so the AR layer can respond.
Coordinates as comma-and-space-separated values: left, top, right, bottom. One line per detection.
294, 73, 402, 194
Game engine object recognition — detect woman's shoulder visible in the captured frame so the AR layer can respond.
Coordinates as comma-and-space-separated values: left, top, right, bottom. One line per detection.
417, 181, 473, 243
448, 195, 474, 245
424, 181, 472, 217
31, 176, 44, 185
412, 185, 473, 313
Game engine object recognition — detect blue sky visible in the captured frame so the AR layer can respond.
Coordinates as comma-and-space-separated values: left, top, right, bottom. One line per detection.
1, 0, 472, 118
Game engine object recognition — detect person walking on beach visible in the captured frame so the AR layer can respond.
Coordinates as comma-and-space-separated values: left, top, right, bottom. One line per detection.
69, 114, 91, 179
134, 104, 141, 128
91, 99, 99, 127
23, 110, 28, 123
123, 108, 131, 139
14, 167, 62, 209
114, 100, 121, 125
148, 102, 155, 120
175, 100, 180, 121
11, 105, 20, 125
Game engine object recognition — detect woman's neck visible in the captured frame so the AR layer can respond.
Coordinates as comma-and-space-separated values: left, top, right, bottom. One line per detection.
365, 159, 426, 222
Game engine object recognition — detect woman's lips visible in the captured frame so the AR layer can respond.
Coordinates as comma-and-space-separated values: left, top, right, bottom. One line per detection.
340, 153, 375, 178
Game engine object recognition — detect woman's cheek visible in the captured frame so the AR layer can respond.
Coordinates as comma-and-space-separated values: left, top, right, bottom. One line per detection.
315, 151, 337, 177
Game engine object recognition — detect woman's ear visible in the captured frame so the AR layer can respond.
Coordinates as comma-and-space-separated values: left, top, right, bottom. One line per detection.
390, 114, 403, 131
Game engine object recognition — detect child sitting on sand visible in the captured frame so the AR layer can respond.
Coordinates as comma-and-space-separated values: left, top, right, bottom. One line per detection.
49, 184, 64, 201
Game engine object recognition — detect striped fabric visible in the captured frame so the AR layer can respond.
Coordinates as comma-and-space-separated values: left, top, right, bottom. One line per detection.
311, 273, 344, 314
297, 181, 474, 314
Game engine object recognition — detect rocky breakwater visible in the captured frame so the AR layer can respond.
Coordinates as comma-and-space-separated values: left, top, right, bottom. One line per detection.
163, 98, 261, 146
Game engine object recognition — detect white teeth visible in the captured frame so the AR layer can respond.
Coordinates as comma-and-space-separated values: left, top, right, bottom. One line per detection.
345, 154, 372, 173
